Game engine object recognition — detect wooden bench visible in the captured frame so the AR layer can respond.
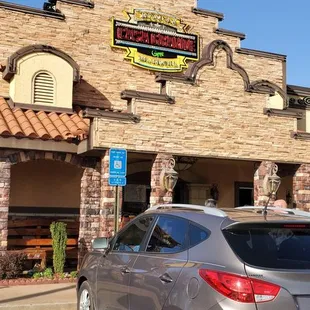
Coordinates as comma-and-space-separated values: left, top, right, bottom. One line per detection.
7, 217, 79, 270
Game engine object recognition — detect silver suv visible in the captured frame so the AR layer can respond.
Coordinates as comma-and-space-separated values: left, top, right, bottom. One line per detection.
77, 204, 310, 310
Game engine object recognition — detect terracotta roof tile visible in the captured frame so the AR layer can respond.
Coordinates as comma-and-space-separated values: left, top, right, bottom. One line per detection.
0, 97, 89, 142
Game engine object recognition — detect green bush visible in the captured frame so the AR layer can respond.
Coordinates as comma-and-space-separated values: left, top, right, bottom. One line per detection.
32, 272, 42, 279
43, 267, 53, 279
50, 222, 67, 274
0, 252, 27, 279
70, 271, 78, 278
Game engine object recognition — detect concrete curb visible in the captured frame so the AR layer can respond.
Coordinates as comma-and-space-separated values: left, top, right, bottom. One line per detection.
0, 302, 76, 310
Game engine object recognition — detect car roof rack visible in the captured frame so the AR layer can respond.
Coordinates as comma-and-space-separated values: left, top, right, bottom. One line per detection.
146, 204, 227, 217
236, 206, 310, 217
236, 206, 296, 215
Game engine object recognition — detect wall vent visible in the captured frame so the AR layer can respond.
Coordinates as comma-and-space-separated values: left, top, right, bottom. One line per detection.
33, 72, 55, 105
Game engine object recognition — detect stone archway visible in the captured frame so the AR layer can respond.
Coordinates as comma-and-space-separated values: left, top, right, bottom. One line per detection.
0, 150, 100, 270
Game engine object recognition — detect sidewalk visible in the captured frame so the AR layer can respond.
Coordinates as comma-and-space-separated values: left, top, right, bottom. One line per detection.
0, 283, 76, 310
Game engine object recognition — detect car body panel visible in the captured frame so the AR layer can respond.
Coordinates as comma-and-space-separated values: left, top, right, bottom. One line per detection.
77, 204, 310, 310
96, 251, 139, 310
129, 251, 187, 310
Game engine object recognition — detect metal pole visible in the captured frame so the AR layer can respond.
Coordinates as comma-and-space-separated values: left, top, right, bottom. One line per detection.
114, 185, 120, 233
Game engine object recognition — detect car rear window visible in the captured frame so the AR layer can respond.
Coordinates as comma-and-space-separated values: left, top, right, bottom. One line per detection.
223, 223, 310, 269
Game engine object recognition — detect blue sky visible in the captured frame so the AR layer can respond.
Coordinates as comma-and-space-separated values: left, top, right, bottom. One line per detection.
6, 0, 310, 87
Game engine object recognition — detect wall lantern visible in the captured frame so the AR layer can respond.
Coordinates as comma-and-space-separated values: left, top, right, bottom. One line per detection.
263, 163, 281, 198
174, 156, 198, 171
160, 158, 179, 192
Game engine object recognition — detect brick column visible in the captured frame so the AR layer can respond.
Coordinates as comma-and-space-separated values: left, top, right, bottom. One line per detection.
254, 161, 275, 206
150, 153, 174, 207
0, 160, 10, 252
79, 165, 101, 258
99, 151, 117, 238
293, 164, 310, 211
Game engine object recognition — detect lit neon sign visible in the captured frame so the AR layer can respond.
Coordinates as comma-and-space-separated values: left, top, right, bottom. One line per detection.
112, 9, 200, 72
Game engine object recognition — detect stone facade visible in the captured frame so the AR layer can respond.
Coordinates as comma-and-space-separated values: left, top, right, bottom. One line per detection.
79, 166, 101, 254
99, 151, 116, 238
254, 161, 275, 206
0, 0, 309, 250
293, 164, 310, 211
150, 154, 174, 207
0, 159, 10, 251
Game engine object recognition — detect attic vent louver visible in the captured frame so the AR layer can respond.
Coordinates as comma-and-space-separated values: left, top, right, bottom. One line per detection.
33, 72, 55, 105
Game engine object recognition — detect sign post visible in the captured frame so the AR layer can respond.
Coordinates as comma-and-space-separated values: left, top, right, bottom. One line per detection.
109, 148, 127, 234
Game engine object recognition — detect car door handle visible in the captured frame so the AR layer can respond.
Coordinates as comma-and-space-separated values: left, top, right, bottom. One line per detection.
159, 273, 173, 283
121, 267, 131, 274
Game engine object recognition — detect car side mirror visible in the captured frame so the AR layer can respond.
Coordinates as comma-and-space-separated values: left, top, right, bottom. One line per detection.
92, 237, 109, 251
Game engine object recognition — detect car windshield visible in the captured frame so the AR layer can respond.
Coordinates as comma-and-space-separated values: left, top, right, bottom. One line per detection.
223, 223, 310, 269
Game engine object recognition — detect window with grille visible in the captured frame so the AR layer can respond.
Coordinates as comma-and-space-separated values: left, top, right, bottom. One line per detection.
33, 72, 55, 105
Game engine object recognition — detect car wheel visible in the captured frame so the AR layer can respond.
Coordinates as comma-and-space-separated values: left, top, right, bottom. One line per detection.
78, 281, 94, 310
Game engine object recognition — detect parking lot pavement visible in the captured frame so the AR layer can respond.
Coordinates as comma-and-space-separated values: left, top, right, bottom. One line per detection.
0, 283, 76, 310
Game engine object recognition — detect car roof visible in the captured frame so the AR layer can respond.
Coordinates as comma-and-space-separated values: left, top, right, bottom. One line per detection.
146, 204, 310, 223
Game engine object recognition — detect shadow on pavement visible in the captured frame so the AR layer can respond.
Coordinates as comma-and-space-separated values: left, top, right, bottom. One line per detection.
0, 284, 76, 304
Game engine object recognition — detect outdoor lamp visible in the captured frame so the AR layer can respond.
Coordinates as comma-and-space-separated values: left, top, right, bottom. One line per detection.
160, 158, 179, 192
263, 163, 281, 197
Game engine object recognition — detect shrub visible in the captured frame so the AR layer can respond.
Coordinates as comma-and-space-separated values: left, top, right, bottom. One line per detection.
70, 271, 78, 278
0, 252, 27, 279
32, 272, 42, 279
43, 267, 53, 279
50, 222, 67, 274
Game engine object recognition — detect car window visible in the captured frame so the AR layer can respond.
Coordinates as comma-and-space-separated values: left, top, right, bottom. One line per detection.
189, 223, 209, 247
223, 223, 310, 269
146, 215, 188, 253
113, 216, 153, 252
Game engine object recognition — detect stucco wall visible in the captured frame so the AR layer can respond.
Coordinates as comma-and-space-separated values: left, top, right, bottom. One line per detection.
10, 160, 83, 208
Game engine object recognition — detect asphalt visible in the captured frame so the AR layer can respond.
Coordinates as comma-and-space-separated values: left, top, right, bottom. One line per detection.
0, 283, 76, 310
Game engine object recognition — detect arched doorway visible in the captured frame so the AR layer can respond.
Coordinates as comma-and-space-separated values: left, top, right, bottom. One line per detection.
8, 159, 83, 270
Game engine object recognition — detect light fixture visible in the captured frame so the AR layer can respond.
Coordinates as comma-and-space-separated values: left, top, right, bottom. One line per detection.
263, 163, 281, 198
263, 163, 281, 215
160, 158, 179, 192
174, 156, 198, 171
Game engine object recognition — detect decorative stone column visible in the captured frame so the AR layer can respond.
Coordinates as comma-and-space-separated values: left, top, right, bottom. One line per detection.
99, 151, 118, 238
254, 161, 275, 206
0, 159, 10, 252
293, 164, 310, 211
79, 165, 101, 258
150, 153, 174, 207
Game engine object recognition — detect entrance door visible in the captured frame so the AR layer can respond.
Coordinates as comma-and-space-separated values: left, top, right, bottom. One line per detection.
235, 182, 254, 207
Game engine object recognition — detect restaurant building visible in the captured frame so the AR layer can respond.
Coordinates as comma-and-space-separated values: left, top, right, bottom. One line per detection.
0, 0, 310, 261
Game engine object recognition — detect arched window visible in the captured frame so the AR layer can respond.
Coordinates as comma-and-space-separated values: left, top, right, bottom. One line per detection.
33, 71, 55, 105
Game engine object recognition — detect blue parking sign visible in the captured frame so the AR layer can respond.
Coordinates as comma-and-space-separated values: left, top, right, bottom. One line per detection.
109, 148, 127, 178
109, 176, 127, 186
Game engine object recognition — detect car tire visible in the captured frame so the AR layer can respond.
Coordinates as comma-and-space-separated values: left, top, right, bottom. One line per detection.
78, 281, 95, 310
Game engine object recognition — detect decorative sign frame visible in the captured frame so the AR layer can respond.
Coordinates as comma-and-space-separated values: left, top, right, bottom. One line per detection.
112, 9, 200, 72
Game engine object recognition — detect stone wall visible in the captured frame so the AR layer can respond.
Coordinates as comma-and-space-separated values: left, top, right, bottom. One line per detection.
254, 161, 275, 206
99, 151, 116, 238
0, 0, 283, 111
0, 160, 10, 251
79, 166, 101, 255
293, 164, 310, 211
94, 49, 309, 164
150, 154, 174, 207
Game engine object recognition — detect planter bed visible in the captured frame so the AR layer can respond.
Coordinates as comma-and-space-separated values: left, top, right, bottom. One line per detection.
0, 277, 77, 286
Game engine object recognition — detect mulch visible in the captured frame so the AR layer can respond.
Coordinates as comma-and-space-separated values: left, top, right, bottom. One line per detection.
0, 277, 77, 286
